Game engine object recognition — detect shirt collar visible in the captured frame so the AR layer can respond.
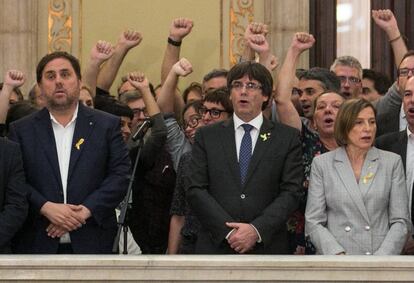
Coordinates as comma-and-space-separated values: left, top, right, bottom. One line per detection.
50, 103, 79, 128
407, 126, 414, 139
233, 112, 263, 131
401, 104, 406, 120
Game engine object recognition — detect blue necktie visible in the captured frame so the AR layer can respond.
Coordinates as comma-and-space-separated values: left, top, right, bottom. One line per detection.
239, 124, 253, 186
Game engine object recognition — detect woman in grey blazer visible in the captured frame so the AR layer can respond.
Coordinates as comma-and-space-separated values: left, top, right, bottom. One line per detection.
305, 98, 410, 255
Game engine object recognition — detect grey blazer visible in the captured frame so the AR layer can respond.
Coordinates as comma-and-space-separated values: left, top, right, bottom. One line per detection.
305, 146, 410, 255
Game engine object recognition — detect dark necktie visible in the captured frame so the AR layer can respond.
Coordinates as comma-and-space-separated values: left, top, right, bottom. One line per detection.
239, 124, 253, 186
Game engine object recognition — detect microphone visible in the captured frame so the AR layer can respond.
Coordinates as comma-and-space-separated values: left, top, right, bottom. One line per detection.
132, 118, 152, 141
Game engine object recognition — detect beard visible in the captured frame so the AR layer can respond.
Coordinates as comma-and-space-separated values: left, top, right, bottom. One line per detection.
45, 93, 79, 111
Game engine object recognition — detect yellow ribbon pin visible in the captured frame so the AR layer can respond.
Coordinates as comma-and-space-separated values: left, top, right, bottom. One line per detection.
362, 172, 374, 184
75, 138, 85, 150
260, 133, 271, 142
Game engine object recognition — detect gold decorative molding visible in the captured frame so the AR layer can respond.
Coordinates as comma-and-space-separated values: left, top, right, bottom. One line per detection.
48, 0, 72, 53
229, 0, 254, 66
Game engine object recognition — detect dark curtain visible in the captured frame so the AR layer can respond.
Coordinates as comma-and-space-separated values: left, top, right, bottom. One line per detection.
309, 0, 337, 69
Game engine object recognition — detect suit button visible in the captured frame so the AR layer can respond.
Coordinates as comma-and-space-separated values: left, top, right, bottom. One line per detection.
240, 194, 246, 199
344, 226, 351, 232
365, 252, 371, 255
365, 226, 370, 231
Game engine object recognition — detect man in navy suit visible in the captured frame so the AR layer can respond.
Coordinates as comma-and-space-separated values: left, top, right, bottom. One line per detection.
9, 51, 130, 254
187, 62, 303, 254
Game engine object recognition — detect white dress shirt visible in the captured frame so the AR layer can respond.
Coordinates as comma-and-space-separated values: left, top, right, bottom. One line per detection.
400, 104, 408, 131
226, 112, 264, 243
233, 112, 263, 161
50, 104, 78, 243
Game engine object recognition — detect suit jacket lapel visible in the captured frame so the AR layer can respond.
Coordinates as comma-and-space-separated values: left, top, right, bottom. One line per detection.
220, 119, 241, 186
398, 131, 408, 173
34, 108, 62, 185
335, 147, 370, 222
68, 104, 95, 181
244, 118, 274, 186
359, 147, 379, 198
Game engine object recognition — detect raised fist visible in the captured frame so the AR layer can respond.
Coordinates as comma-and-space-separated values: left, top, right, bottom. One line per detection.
372, 9, 399, 37
169, 18, 194, 42
118, 30, 143, 50
4, 70, 25, 88
127, 71, 149, 90
91, 40, 114, 62
244, 22, 269, 40
291, 32, 315, 52
172, 58, 193, 77
247, 34, 269, 54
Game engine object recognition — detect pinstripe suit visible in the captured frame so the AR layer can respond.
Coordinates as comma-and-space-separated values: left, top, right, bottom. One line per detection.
305, 146, 410, 255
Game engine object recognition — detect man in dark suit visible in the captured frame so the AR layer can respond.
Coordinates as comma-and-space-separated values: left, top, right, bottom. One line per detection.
375, 51, 414, 137
376, 75, 414, 254
187, 61, 303, 254
0, 138, 28, 253
8, 51, 130, 254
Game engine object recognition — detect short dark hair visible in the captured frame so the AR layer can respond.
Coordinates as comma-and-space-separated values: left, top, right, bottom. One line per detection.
0, 83, 24, 101
183, 82, 202, 103
362, 69, 392, 95
299, 67, 341, 93
36, 51, 81, 83
203, 87, 233, 114
99, 101, 133, 120
227, 61, 273, 110
334, 98, 376, 146
203, 69, 228, 83
182, 99, 204, 118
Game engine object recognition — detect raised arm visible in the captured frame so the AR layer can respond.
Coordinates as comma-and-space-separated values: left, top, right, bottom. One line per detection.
158, 58, 193, 114
160, 18, 193, 84
372, 9, 407, 66
247, 34, 279, 73
83, 40, 114, 98
274, 32, 315, 130
128, 72, 167, 168
240, 22, 268, 62
97, 30, 142, 91
0, 70, 25, 124
127, 72, 160, 117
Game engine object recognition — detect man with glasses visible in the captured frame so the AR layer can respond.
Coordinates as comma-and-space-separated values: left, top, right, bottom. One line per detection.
119, 91, 149, 135
376, 51, 414, 137
330, 55, 363, 99
187, 61, 303, 254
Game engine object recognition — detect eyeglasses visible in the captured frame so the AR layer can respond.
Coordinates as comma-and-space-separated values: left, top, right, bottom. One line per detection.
398, 68, 414, 77
183, 115, 202, 129
132, 107, 148, 117
337, 76, 361, 85
230, 81, 262, 91
199, 107, 227, 119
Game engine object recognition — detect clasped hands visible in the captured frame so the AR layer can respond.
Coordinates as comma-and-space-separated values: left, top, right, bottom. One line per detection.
40, 202, 91, 238
226, 222, 259, 254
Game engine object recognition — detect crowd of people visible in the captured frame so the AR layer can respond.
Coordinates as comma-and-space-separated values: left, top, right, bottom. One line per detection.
0, 9, 413, 256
